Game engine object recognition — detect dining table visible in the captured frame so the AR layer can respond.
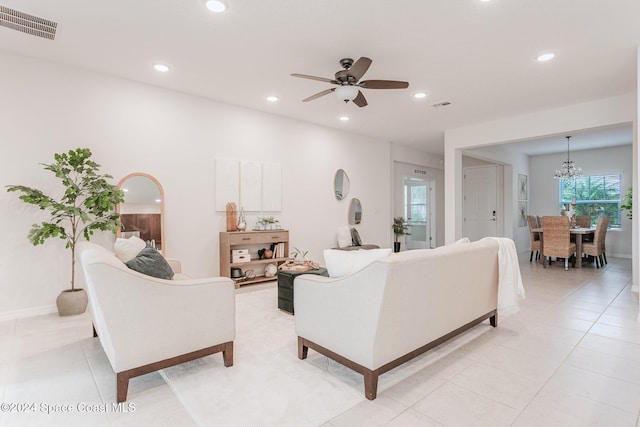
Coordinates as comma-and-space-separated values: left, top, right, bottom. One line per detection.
531, 226, 596, 268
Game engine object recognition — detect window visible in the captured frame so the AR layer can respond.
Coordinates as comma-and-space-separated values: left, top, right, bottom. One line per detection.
558, 174, 622, 229
404, 179, 427, 224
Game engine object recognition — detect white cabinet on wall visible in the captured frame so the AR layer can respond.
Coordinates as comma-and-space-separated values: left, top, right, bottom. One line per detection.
215, 158, 282, 212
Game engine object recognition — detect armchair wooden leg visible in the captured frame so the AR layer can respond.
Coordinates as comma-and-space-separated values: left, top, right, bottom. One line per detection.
298, 337, 308, 360
116, 372, 130, 403
223, 341, 234, 367
92, 324, 98, 338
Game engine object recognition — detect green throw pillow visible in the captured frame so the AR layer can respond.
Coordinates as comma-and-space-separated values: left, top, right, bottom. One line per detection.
125, 247, 174, 280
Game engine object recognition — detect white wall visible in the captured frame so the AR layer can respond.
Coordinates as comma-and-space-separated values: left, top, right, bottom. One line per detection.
0, 51, 393, 319
529, 145, 632, 258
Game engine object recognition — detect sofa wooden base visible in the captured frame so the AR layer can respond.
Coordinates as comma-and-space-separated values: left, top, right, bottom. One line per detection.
116, 341, 234, 402
298, 310, 497, 400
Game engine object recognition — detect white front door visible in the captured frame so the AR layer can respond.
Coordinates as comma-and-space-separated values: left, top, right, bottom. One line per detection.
393, 162, 436, 249
404, 177, 434, 249
463, 166, 497, 241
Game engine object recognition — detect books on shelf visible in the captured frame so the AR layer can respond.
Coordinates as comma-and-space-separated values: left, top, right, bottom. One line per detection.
271, 242, 286, 259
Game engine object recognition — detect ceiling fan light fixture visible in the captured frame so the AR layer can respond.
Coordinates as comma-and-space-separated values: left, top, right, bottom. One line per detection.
205, 0, 226, 13
413, 92, 427, 99
339, 115, 350, 122
335, 85, 359, 102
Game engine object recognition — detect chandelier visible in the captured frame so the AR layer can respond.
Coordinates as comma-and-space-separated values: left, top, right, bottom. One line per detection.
554, 136, 582, 179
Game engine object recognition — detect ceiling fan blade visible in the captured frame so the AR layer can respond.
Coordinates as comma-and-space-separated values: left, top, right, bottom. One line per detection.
302, 88, 335, 102
347, 57, 372, 81
291, 73, 337, 84
359, 80, 409, 89
353, 91, 368, 107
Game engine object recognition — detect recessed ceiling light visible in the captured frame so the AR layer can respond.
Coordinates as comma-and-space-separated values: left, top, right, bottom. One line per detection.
536, 52, 555, 62
205, 0, 226, 12
153, 63, 170, 72
339, 116, 350, 122
155, 199, 162, 203
413, 92, 427, 99
122, 188, 129, 192
266, 95, 279, 102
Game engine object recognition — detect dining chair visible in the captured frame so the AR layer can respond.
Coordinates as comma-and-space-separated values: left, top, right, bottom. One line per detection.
582, 216, 609, 268
527, 215, 540, 262
600, 216, 609, 264
542, 216, 576, 271
575, 216, 591, 228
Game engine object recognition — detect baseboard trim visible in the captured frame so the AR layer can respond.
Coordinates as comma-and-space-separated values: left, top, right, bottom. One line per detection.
609, 252, 632, 259
0, 304, 57, 322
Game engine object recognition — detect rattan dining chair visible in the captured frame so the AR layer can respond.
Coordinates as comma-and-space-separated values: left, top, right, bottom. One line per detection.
600, 218, 609, 265
582, 216, 609, 268
527, 215, 541, 262
542, 216, 576, 271
575, 216, 591, 227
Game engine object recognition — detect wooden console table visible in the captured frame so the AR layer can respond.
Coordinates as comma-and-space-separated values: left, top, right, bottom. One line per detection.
219, 230, 289, 287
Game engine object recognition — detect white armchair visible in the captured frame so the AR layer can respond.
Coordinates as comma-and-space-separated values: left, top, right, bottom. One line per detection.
77, 241, 236, 402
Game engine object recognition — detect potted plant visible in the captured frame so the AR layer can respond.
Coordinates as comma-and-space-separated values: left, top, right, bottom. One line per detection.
290, 247, 309, 261
6, 148, 124, 316
257, 216, 279, 230
392, 217, 411, 252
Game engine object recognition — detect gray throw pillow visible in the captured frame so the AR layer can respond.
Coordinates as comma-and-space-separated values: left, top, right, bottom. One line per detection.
125, 247, 174, 280
350, 228, 362, 246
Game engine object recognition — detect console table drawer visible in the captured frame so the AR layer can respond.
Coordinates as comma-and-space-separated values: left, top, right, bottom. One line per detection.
228, 231, 288, 245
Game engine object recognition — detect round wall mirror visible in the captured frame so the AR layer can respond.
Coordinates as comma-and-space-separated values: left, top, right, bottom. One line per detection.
334, 169, 350, 200
348, 198, 362, 225
116, 173, 165, 255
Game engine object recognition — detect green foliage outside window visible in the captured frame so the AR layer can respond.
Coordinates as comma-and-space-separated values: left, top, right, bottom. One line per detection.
559, 174, 622, 228
620, 187, 632, 220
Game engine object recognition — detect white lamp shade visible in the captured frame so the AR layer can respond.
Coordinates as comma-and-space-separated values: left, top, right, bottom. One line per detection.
335, 85, 359, 101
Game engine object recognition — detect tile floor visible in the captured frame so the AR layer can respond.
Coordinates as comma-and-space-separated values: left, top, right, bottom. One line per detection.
1, 253, 639, 426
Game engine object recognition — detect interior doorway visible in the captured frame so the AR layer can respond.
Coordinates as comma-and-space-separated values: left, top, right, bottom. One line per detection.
394, 162, 436, 249
463, 165, 498, 241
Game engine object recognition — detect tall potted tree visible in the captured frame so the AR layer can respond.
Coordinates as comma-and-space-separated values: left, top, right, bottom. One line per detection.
6, 148, 124, 316
392, 216, 411, 253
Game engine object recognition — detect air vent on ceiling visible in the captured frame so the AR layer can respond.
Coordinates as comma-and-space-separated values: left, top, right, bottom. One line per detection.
0, 5, 57, 40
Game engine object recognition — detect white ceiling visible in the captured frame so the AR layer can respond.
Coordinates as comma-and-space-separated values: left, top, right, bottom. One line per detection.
1, 0, 639, 155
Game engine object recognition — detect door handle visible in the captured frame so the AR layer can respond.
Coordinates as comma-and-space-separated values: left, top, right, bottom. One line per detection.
491, 210, 496, 221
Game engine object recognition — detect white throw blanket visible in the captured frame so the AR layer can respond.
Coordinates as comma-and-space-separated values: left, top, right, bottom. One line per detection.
485, 237, 526, 315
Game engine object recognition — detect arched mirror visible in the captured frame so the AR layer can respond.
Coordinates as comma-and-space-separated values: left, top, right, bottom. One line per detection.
116, 173, 165, 255
348, 198, 362, 225
334, 169, 350, 200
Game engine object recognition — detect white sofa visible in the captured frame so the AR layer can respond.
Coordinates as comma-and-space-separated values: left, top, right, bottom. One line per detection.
77, 241, 236, 402
294, 238, 500, 400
